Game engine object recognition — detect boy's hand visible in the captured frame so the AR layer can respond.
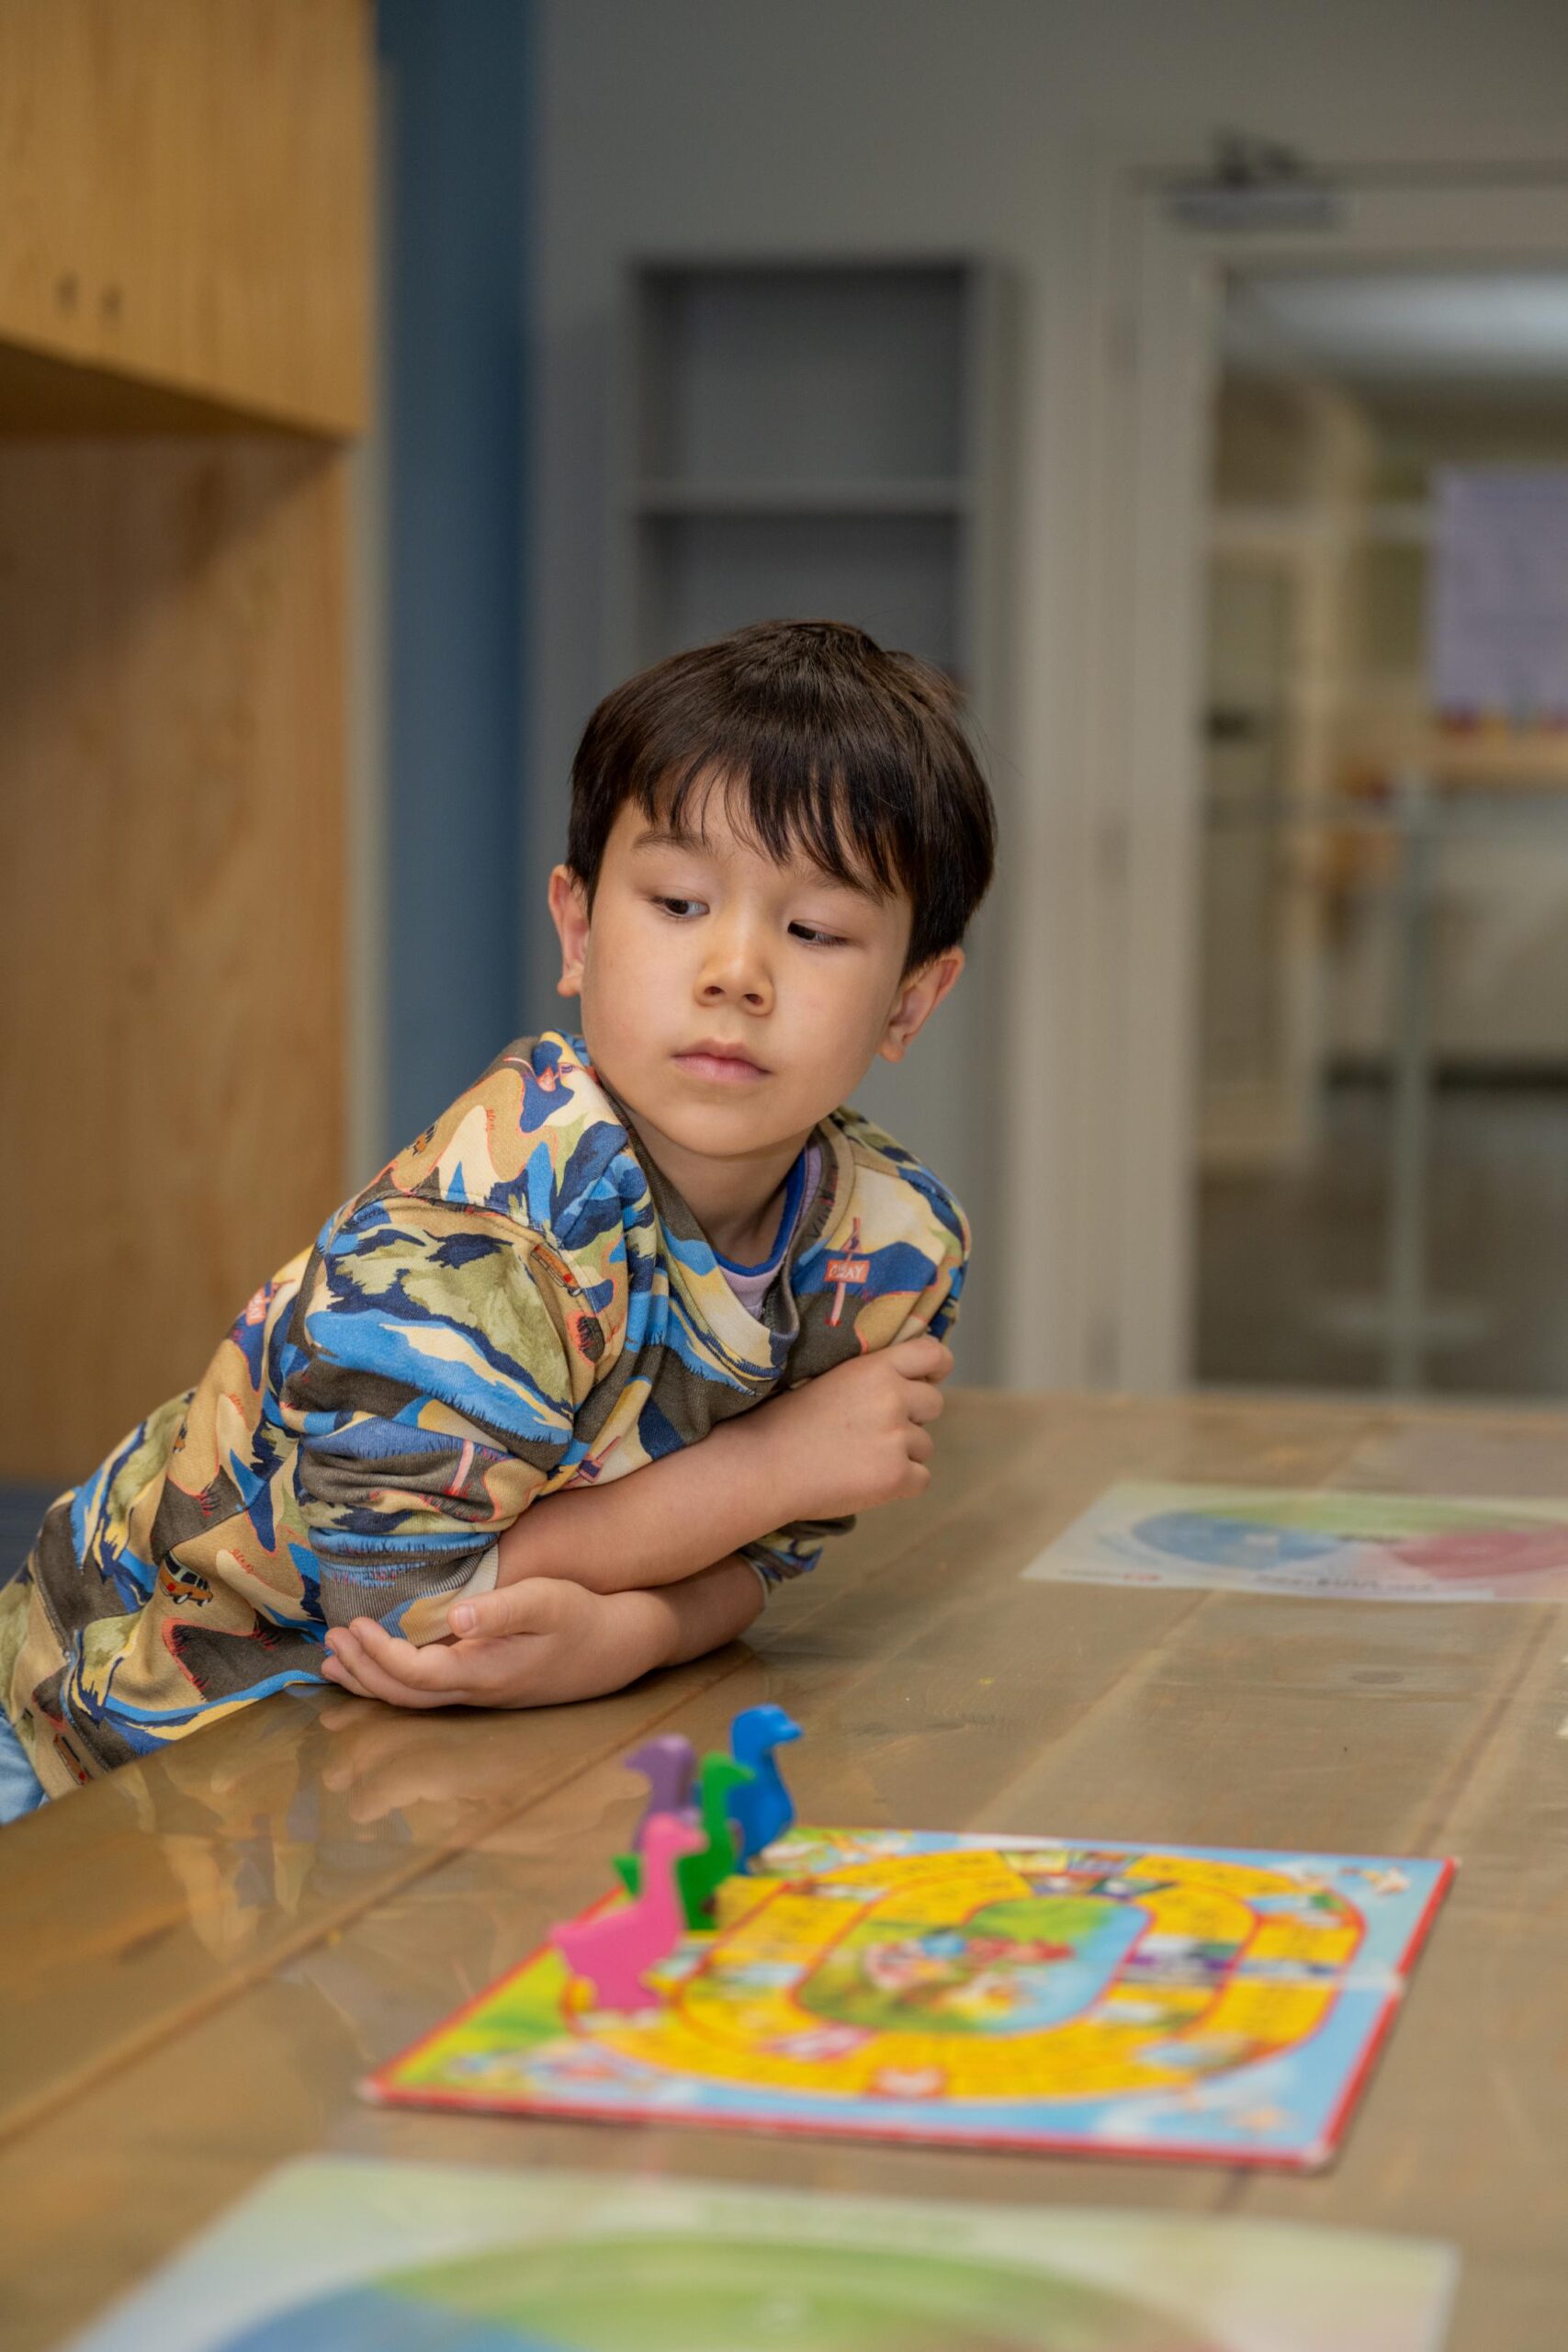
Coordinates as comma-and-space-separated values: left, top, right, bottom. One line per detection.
322, 1578, 631, 1711
320, 1555, 762, 1712
758, 1333, 952, 1521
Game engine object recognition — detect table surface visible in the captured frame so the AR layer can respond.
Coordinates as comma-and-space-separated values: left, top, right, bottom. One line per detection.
5, 1388, 1568, 2350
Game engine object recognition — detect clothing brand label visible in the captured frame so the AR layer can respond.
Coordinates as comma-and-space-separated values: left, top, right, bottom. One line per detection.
827, 1222, 870, 1325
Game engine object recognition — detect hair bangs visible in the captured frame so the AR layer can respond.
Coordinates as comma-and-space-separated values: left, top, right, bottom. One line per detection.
637, 742, 901, 905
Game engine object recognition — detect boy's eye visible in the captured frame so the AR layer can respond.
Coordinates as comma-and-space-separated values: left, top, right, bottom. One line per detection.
653, 895, 705, 919
788, 922, 848, 947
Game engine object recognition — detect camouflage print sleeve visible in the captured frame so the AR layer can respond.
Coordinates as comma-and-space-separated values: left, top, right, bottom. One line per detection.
893, 1192, 971, 1346
282, 1197, 590, 1634
739, 1519, 845, 1587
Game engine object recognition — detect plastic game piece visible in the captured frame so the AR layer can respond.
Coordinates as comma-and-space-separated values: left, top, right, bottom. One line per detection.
676, 1754, 754, 1920
608, 1842, 704, 1925
625, 1732, 696, 1851
549, 1811, 704, 2011
612, 1752, 756, 1927
726, 1704, 801, 1862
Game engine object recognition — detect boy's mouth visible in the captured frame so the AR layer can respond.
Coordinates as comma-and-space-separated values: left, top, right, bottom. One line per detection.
674, 1041, 771, 1084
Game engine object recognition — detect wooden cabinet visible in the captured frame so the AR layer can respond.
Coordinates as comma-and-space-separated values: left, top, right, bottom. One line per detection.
0, 2, 370, 1479
0, 0, 370, 433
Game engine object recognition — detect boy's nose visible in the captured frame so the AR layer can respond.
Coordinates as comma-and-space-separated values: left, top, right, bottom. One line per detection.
696, 929, 773, 1014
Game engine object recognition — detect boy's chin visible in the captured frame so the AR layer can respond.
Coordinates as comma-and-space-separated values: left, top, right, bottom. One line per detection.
629, 1093, 825, 1166
666, 1110, 798, 1158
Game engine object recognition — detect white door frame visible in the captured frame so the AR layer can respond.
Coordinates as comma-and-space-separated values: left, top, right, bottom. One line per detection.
1076, 161, 1568, 1393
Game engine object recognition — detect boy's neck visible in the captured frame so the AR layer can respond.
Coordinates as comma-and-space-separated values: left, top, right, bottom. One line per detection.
627, 1110, 814, 1265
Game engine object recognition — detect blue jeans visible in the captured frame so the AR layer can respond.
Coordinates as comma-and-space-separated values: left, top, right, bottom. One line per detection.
0, 1712, 46, 1823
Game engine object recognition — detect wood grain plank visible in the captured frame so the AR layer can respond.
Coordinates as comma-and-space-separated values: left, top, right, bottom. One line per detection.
0, 435, 349, 1480
0, 0, 370, 434
5, 1391, 1568, 2350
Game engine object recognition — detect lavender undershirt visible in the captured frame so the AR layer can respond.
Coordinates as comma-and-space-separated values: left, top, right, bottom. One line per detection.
713, 1142, 819, 1319
713, 1142, 818, 1604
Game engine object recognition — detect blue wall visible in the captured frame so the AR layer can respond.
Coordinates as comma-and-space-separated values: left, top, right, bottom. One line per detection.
377, 0, 531, 1150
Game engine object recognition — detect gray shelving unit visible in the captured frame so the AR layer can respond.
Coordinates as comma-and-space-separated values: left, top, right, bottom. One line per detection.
606, 256, 1010, 1372
608, 258, 1003, 714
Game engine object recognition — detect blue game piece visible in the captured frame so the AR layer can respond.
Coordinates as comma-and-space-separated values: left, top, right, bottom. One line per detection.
727, 1704, 801, 1863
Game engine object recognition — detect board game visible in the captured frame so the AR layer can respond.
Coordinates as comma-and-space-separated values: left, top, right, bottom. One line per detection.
367, 1827, 1452, 2169
1021, 1480, 1568, 1602
69, 2155, 1460, 2352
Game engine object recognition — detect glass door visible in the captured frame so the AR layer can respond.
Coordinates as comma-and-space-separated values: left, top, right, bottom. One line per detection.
1193, 268, 1568, 1396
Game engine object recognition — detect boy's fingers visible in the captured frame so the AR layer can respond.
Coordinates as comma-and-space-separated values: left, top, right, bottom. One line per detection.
334, 1644, 468, 1710
326, 1625, 371, 1676
891, 1335, 953, 1383
905, 1382, 945, 1424
446, 1582, 561, 1641
906, 1427, 935, 1464
344, 1618, 475, 1702
321, 1657, 374, 1702
890, 1334, 945, 1366
326, 1652, 422, 1707
354, 1616, 468, 1684
323, 1631, 371, 1682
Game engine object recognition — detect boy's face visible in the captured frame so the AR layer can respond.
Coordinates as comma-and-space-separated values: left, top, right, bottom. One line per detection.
549, 787, 963, 1172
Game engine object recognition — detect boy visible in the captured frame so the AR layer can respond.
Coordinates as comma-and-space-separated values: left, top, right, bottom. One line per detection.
0, 619, 995, 1812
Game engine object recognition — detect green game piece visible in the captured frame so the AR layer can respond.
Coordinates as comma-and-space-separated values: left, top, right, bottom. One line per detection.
678, 1755, 753, 1922
612, 1839, 709, 1931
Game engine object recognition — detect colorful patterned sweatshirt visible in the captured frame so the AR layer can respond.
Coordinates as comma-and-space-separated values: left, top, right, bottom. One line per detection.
1, 1034, 968, 1797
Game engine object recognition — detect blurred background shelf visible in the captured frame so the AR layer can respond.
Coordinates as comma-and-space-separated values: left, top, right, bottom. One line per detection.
627, 478, 973, 515
607, 258, 1002, 678
603, 254, 1010, 1367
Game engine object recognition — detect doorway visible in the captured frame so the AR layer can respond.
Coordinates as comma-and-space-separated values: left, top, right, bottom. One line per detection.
1088, 172, 1568, 1399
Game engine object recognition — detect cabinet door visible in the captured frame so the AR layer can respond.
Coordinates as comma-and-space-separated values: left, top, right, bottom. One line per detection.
0, 0, 369, 434
0, 438, 349, 1481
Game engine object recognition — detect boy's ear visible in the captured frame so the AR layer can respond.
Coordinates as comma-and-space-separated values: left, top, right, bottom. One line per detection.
548, 865, 591, 998
877, 947, 965, 1065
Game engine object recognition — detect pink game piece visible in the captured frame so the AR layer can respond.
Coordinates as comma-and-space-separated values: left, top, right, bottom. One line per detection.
550, 1811, 704, 2011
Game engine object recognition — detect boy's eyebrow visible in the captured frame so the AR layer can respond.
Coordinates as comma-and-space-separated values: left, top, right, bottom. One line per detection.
630, 821, 710, 855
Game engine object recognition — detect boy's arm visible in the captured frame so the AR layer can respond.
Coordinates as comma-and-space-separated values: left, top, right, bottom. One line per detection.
322, 1555, 763, 1710
741, 1198, 971, 1587
321, 1333, 953, 1710
484, 1414, 797, 1600
447, 1334, 954, 1624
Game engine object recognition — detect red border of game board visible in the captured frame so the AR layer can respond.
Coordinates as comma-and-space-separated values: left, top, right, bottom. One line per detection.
1306, 1852, 1455, 2168
363, 1844, 1456, 2173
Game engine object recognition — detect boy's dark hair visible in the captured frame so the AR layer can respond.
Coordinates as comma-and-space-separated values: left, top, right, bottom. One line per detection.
567, 619, 997, 971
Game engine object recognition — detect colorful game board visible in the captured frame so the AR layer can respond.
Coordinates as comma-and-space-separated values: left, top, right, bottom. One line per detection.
68, 2155, 1459, 2352
367, 1829, 1452, 2169
1021, 1481, 1568, 1602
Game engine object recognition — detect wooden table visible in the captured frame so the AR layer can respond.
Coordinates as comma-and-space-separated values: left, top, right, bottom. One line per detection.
4, 1391, 1568, 2349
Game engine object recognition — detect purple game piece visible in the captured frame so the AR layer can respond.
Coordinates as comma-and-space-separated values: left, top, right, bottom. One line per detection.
626, 1732, 696, 1851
